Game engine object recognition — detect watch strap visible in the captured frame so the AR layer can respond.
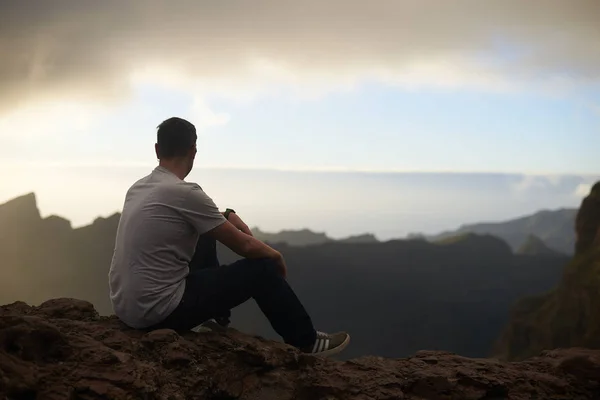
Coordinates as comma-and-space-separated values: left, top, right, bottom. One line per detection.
224, 208, 236, 220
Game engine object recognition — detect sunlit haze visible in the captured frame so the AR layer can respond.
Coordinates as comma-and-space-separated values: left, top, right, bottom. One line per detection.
1, 1, 598, 237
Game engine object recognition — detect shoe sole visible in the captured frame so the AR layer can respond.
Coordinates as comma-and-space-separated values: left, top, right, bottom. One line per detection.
190, 320, 228, 333
315, 334, 351, 358
190, 325, 213, 333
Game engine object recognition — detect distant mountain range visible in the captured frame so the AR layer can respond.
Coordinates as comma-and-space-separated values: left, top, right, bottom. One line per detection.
0, 192, 570, 360
252, 227, 379, 246
253, 208, 577, 255
427, 208, 577, 255
515, 234, 562, 256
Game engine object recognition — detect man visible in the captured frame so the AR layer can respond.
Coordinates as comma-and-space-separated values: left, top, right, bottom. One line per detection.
108, 117, 349, 357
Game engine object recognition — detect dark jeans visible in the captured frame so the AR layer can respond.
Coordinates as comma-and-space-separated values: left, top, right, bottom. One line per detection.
150, 235, 317, 348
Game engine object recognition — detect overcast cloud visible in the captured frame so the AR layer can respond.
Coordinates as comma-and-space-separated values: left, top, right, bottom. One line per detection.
1, 0, 599, 112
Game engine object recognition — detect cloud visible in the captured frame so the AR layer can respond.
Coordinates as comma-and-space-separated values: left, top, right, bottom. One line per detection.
1, 0, 599, 113
189, 98, 230, 129
0, 100, 107, 140
511, 174, 566, 192
574, 183, 592, 197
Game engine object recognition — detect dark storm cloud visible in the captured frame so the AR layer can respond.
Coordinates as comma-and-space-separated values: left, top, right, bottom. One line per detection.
1, 0, 598, 111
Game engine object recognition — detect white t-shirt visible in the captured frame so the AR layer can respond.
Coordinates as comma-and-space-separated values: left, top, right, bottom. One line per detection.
108, 166, 226, 328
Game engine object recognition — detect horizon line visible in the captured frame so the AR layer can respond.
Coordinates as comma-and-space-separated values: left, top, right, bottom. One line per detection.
0, 190, 580, 240
2, 160, 598, 177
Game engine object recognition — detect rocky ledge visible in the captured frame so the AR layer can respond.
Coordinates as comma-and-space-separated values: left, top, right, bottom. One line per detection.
1, 298, 600, 400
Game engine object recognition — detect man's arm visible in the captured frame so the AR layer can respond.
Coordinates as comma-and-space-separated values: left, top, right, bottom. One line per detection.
221, 209, 253, 236
207, 221, 287, 277
182, 184, 287, 277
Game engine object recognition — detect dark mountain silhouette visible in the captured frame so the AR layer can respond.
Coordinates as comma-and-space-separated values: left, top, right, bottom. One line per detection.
575, 182, 600, 255
433, 232, 513, 256
429, 208, 577, 255
516, 234, 561, 256
252, 227, 331, 246
337, 233, 379, 244
218, 238, 566, 360
496, 182, 600, 360
0, 192, 569, 360
252, 227, 378, 246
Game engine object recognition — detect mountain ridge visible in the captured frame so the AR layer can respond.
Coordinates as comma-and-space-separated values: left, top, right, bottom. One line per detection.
516, 234, 561, 256
495, 183, 600, 360
4, 192, 576, 252
0, 191, 569, 359
428, 208, 577, 255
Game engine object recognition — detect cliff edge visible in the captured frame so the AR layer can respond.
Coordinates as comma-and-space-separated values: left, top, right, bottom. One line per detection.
2, 298, 600, 399
495, 182, 600, 361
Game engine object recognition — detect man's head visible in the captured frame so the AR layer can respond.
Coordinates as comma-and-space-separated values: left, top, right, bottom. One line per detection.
155, 117, 197, 178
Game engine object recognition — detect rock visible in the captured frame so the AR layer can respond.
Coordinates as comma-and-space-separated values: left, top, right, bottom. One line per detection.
575, 182, 600, 255
0, 192, 40, 225
496, 185, 600, 362
0, 315, 71, 362
37, 298, 99, 321
1, 299, 600, 399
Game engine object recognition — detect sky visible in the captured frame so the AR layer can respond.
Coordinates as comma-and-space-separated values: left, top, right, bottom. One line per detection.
0, 1, 599, 237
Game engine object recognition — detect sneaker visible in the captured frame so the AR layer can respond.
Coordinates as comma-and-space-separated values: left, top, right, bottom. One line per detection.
302, 331, 350, 357
214, 316, 231, 328
190, 318, 228, 333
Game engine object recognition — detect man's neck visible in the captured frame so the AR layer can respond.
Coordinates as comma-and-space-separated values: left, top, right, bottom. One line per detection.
158, 161, 188, 180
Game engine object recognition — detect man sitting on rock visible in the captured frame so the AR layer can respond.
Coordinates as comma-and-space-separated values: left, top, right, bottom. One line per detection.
108, 117, 350, 357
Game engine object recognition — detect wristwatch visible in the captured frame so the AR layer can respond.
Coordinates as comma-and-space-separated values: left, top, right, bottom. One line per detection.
224, 208, 236, 220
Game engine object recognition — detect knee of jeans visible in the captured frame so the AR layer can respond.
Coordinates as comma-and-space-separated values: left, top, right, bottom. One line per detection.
249, 257, 279, 276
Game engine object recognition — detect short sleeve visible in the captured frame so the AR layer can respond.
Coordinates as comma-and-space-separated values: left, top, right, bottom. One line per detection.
182, 183, 227, 235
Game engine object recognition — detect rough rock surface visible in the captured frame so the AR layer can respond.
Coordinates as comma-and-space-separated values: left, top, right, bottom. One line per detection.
575, 181, 600, 255
2, 299, 600, 399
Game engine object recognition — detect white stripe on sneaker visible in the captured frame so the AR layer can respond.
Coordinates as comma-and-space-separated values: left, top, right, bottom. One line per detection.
319, 338, 328, 352
312, 339, 321, 353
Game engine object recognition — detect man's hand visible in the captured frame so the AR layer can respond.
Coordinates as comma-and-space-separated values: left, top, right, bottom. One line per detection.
273, 251, 288, 279
226, 212, 253, 236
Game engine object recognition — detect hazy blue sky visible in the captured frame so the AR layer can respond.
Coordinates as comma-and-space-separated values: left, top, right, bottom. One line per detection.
3, 81, 596, 174
0, 1, 598, 236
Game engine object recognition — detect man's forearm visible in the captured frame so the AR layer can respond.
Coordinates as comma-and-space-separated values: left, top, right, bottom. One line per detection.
241, 235, 281, 260
207, 215, 263, 257
222, 209, 253, 236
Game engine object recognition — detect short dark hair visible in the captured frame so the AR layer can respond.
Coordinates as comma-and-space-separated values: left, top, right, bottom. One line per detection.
156, 117, 197, 158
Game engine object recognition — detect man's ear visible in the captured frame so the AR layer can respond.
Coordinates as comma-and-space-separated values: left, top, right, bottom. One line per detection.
154, 143, 160, 159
